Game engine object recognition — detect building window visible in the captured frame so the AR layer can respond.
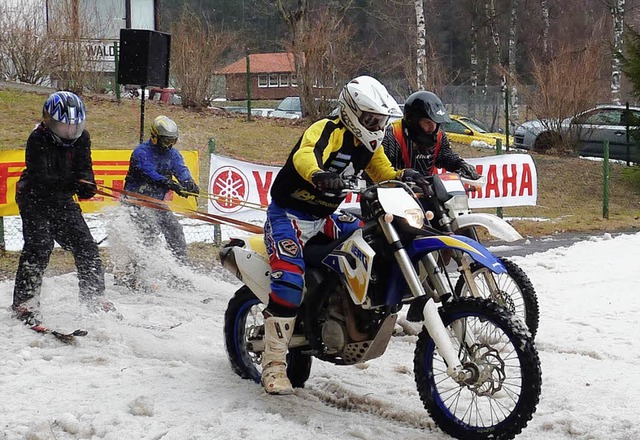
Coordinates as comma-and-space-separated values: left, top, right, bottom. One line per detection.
290, 74, 297, 87
258, 75, 268, 88
269, 74, 279, 87
279, 74, 289, 87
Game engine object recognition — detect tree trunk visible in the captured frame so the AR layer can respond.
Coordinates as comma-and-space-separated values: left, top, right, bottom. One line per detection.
415, 0, 427, 90
470, 1, 479, 117
508, 0, 519, 121
611, 0, 625, 104
541, 0, 550, 61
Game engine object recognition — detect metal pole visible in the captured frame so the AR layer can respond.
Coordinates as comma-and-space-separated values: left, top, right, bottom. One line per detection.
139, 85, 146, 144
496, 138, 503, 219
0, 217, 5, 255
245, 52, 252, 122
504, 84, 510, 151
114, 42, 121, 101
603, 140, 610, 219
209, 138, 222, 245
625, 101, 631, 166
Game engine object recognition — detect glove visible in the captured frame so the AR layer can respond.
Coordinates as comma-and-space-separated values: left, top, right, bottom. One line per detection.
76, 180, 96, 200
182, 179, 200, 195
401, 168, 431, 196
163, 179, 186, 197
458, 162, 480, 180
311, 171, 346, 194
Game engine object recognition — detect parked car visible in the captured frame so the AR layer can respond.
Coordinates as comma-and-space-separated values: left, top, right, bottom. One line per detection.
513, 104, 640, 162
442, 114, 512, 147
269, 96, 302, 119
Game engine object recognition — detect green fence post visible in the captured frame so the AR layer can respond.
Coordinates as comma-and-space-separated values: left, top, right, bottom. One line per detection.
495, 138, 503, 219
114, 41, 121, 101
245, 52, 252, 122
603, 140, 610, 219
504, 86, 510, 151
209, 138, 222, 245
0, 217, 5, 255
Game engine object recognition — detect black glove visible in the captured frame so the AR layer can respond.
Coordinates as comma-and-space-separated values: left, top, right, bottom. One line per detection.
401, 168, 431, 196
76, 181, 97, 200
458, 162, 480, 180
182, 179, 200, 195
311, 171, 346, 194
163, 179, 186, 197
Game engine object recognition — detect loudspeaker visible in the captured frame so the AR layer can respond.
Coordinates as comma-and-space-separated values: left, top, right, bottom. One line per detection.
118, 29, 171, 87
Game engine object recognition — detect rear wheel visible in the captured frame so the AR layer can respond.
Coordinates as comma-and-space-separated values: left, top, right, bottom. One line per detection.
533, 131, 562, 152
454, 258, 539, 338
223, 286, 312, 387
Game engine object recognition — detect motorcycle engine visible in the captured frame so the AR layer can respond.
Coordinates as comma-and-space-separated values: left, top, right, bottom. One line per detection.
321, 319, 348, 354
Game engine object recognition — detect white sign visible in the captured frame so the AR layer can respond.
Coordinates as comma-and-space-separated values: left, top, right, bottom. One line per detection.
208, 153, 538, 221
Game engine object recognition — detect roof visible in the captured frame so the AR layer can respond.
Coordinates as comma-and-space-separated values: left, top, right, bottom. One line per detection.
217, 53, 296, 75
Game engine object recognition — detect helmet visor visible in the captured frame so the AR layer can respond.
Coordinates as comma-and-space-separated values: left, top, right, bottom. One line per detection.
158, 136, 178, 149
48, 118, 86, 142
359, 112, 390, 131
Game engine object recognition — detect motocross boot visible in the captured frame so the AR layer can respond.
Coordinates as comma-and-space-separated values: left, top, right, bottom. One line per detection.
261, 316, 295, 395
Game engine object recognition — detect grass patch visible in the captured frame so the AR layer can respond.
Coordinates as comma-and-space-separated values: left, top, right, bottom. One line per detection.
2, 83, 640, 279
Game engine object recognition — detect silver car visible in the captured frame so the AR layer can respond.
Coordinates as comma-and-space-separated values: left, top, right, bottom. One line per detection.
513, 104, 640, 163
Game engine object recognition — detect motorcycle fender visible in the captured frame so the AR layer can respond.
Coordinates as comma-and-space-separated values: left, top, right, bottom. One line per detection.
232, 247, 271, 304
412, 235, 507, 274
451, 213, 523, 242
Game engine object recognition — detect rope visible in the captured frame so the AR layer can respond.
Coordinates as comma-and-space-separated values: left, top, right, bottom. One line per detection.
83, 180, 264, 234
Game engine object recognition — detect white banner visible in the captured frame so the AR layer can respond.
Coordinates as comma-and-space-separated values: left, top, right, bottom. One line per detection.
207, 153, 537, 220
463, 154, 537, 208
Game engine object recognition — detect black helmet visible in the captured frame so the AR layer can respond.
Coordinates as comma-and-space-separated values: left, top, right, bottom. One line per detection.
403, 91, 451, 146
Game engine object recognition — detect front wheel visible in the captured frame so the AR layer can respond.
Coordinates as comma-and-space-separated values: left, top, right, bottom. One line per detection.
414, 298, 542, 440
454, 257, 539, 338
223, 286, 312, 388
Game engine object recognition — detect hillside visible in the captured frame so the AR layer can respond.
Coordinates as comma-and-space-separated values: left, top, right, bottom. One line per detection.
2, 83, 640, 240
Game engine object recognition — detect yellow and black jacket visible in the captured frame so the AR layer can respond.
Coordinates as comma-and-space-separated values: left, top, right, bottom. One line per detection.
270, 116, 401, 218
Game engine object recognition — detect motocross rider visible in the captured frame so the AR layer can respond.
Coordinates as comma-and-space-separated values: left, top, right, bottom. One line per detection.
262, 75, 428, 395
382, 90, 480, 180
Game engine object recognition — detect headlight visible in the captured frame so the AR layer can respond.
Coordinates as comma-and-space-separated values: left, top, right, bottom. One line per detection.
403, 208, 425, 229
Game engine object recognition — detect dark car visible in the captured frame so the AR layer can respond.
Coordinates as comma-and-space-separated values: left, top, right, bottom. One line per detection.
513, 104, 640, 163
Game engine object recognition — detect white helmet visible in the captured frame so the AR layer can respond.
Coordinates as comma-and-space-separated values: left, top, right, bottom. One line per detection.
338, 76, 401, 152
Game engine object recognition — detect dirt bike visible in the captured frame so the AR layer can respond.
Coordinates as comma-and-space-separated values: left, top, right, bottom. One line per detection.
421, 172, 539, 337
220, 179, 541, 440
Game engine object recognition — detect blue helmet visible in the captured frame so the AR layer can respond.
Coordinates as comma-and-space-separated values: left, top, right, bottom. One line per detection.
42, 91, 87, 143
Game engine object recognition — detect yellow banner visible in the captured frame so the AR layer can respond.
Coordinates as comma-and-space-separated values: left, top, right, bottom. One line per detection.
0, 150, 199, 216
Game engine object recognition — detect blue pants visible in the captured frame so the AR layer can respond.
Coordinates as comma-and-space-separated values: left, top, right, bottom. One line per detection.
263, 203, 360, 316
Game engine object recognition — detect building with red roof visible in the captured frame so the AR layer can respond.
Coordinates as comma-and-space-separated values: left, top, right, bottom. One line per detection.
217, 52, 299, 100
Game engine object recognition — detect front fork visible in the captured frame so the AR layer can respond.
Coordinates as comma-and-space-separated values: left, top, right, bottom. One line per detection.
454, 251, 501, 298
379, 217, 467, 380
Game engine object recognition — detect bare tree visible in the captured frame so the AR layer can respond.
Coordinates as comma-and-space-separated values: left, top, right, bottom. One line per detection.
414, 0, 427, 89
170, 8, 237, 109
608, 0, 626, 104
0, 0, 55, 84
274, 0, 355, 119
46, 0, 117, 93
540, 0, 550, 61
508, 0, 520, 121
517, 43, 609, 154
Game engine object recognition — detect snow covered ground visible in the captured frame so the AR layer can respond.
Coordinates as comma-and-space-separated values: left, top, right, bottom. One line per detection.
1, 229, 640, 440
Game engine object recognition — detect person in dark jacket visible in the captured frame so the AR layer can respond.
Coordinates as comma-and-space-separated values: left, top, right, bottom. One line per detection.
123, 115, 199, 264
12, 91, 109, 324
383, 91, 480, 180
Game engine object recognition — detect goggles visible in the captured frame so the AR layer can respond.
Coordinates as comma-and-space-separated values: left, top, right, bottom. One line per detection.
359, 112, 390, 131
157, 136, 178, 149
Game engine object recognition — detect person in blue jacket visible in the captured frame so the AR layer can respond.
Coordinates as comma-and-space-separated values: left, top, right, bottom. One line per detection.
123, 115, 199, 264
